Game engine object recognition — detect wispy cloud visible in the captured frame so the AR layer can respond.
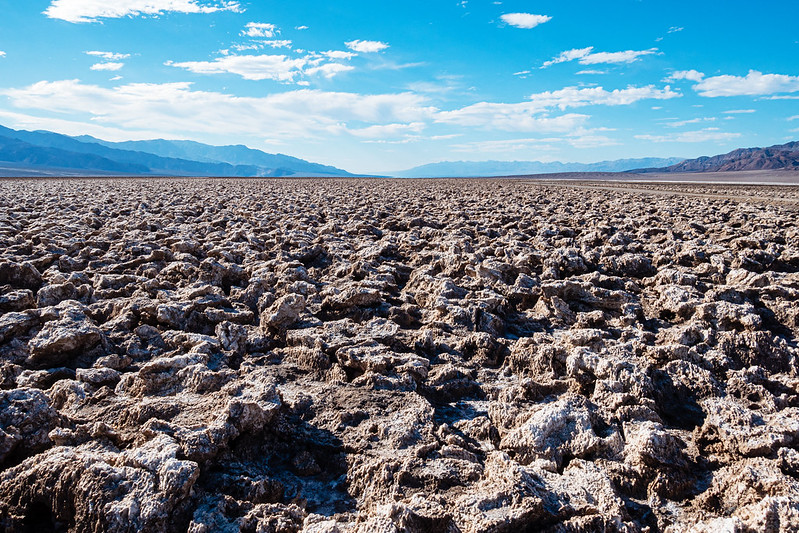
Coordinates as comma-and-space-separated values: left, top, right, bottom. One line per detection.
166, 54, 315, 82
44, 0, 242, 23
264, 40, 293, 49
230, 40, 293, 52
668, 26, 684, 33
452, 131, 616, 153
86, 51, 130, 61
451, 138, 559, 153
436, 85, 680, 131
1, 80, 435, 141
241, 22, 278, 38
670, 69, 799, 97
437, 111, 590, 133
406, 75, 464, 95
788, 115, 799, 121
85, 51, 129, 71
635, 128, 741, 143
348, 122, 425, 139
661, 117, 716, 128
321, 50, 356, 60
90, 62, 125, 71
303, 63, 355, 78
722, 109, 756, 114
345, 40, 389, 53
527, 85, 679, 109
500, 13, 552, 29
542, 47, 658, 68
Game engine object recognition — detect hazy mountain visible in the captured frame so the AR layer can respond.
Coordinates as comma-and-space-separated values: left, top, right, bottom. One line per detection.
74, 136, 351, 177
0, 125, 353, 177
391, 157, 685, 178
0, 134, 149, 174
636, 141, 799, 173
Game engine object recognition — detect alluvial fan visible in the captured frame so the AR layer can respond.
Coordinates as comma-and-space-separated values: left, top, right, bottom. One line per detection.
0, 177, 798, 532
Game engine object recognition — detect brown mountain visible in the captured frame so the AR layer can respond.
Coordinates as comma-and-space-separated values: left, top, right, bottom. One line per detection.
638, 141, 799, 173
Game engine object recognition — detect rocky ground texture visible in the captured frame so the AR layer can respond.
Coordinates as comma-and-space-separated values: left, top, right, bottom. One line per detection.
1, 177, 798, 532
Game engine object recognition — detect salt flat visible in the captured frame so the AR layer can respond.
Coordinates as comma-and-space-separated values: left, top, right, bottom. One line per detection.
1, 178, 798, 532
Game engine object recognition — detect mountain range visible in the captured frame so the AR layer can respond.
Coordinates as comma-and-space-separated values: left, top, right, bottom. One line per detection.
635, 141, 799, 173
390, 158, 685, 178
2, 123, 798, 178
0, 125, 353, 177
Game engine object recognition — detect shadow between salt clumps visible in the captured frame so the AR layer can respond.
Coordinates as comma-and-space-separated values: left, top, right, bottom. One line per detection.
193, 412, 355, 523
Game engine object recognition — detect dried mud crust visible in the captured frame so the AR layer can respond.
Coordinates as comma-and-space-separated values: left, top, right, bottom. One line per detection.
0, 177, 798, 532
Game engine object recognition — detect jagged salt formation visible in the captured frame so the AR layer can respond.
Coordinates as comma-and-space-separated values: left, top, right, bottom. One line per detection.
0, 178, 798, 532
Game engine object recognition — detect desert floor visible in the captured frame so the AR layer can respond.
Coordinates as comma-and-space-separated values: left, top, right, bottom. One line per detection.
1, 177, 798, 532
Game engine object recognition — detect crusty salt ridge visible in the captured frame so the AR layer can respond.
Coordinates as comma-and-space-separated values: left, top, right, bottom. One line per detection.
0, 177, 798, 532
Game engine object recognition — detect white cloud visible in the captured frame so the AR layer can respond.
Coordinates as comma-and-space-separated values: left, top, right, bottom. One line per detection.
500, 13, 551, 29
722, 109, 756, 114
662, 117, 715, 128
304, 63, 355, 78
542, 47, 593, 68
576, 69, 607, 75
451, 138, 558, 154
322, 50, 356, 60
695, 70, 799, 97
166, 55, 308, 82
86, 51, 130, 60
670, 69, 799, 97
166, 48, 358, 82
0, 51, 5, 58
667, 70, 704, 82
90, 62, 125, 71
543, 47, 658, 68
580, 49, 658, 65
348, 122, 425, 139
436, 85, 679, 131
44, 0, 242, 23
452, 131, 616, 154
0, 109, 169, 141
528, 85, 680, 110
264, 40, 293, 49
788, 115, 799, 121
85, 51, 129, 71
668, 26, 684, 33
1, 80, 436, 141
345, 40, 389, 53
232, 40, 293, 52
295, 25, 308, 30
635, 128, 741, 143
437, 109, 590, 132
242, 22, 278, 38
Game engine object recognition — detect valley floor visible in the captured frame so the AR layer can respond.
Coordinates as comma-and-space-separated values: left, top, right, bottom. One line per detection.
1, 178, 798, 532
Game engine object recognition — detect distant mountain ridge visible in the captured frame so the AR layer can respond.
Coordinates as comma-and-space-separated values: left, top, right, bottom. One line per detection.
74, 136, 349, 176
0, 125, 353, 177
391, 157, 685, 178
637, 141, 799, 173
0, 134, 149, 174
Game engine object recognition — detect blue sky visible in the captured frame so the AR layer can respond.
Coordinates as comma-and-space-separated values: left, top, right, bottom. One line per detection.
0, 0, 798, 173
